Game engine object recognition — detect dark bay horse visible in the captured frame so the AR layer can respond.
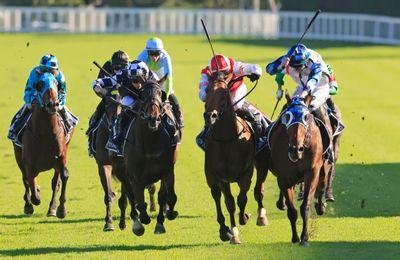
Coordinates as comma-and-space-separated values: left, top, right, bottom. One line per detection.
13, 73, 74, 218
124, 81, 179, 236
203, 73, 263, 244
268, 93, 331, 246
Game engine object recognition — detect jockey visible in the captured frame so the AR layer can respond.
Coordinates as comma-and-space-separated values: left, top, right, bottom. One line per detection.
266, 44, 343, 162
87, 50, 130, 135
137, 37, 184, 129
92, 60, 159, 156
198, 54, 265, 136
8, 54, 69, 143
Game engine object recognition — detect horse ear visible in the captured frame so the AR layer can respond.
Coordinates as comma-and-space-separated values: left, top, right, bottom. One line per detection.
225, 72, 233, 82
285, 90, 291, 104
304, 93, 313, 106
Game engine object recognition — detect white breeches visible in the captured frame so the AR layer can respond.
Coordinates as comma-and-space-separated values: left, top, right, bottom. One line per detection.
293, 84, 330, 112
230, 83, 247, 110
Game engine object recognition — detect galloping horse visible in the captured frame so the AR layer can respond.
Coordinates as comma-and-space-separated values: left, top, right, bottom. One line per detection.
203, 73, 261, 244
13, 72, 74, 218
268, 93, 331, 246
124, 81, 179, 236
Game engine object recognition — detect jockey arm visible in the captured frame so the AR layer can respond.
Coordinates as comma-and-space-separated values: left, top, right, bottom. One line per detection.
266, 55, 288, 76
24, 68, 39, 106
198, 68, 209, 102
232, 61, 262, 80
304, 62, 323, 93
56, 70, 66, 107
92, 74, 121, 97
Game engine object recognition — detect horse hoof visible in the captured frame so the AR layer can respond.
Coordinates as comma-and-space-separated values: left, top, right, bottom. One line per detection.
256, 216, 269, 226
229, 227, 241, 244
140, 214, 151, 225
56, 206, 67, 219
292, 236, 300, 244
276, 200, 286, 211
297, 192, 304, 201
300, 240, 310, 247
239, 213, 250, 225
219, 226, 232, 242
132, 220, 145, 236
46, 208, 57, 217
119, 220, 126, 230
166, 210, 178, 220
154, 222, 166, 234
315, 202, 326, 216
31, 197, 41, 206
24, 204, 34, 215
103, 223, 115, 232
325, 193, 335, 202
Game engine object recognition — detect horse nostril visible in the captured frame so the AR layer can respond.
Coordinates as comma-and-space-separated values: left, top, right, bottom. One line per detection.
298, 146, 304, 153
211, 113, 218, 119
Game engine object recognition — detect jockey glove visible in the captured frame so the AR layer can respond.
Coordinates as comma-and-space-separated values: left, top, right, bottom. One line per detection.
248, 73, 260, 82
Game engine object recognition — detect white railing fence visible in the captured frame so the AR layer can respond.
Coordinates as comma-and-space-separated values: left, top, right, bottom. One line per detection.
0, 7, 399, 45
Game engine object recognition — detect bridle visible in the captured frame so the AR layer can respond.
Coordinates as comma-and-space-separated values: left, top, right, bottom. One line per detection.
138, 83, 165, 131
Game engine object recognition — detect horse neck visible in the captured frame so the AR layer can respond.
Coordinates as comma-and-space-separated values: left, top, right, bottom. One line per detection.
31, 107, 62, 138
212, 105, 238, 140
134, 118, 163, 150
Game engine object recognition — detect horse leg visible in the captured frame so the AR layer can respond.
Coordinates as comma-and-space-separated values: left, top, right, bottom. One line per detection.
56, 166, 69, 219
47, 170, 61, 217
147, 184, 157, 212
134, 183, 151, 225
98, 164, 115, 231
154, 180, 167, 234
210, 185, 231, 242
297, 182, 305, 201
276, 191, 286, 211
118, 184, 128, 230
22, 176, 34, 215
237, 174, 251, 226
165, 171, 178, 221
299, 168, 320, 246
281, 187, 300, 243
220, 182, 240, 244
254, 167, 269, 225
26, 167, 40, 206
315, 164, 329, 216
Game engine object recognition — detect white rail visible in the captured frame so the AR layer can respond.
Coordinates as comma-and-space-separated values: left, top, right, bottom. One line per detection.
0, 7, 399, 45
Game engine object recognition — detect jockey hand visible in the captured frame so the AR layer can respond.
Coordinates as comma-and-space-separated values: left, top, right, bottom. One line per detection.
278, 56, 290, 70
94, 85, 107, 97
248, 73, 260, 82
300, 90, 309, 99
276, 88, 283, 100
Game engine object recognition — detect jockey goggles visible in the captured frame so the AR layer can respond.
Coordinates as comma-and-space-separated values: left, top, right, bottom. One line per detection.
148, 50, 161, 56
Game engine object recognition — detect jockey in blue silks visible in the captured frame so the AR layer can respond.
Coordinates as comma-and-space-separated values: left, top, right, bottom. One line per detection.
8, 54, 70, 144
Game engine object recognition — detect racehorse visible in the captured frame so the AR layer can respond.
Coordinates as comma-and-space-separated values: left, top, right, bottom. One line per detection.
13, 72, 74, 218
124, 81, 179, 236
267, 92, 331, 246
203, 72, 259, 244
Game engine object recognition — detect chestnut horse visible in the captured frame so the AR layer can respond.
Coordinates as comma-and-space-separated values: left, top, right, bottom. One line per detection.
203, 73, 269, 244
268, 93, 331, 246
124, 81, 179, 236
13, 73, 74, 218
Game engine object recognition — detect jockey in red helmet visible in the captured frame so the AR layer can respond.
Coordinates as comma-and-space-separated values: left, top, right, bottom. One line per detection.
198, 54, 268, 139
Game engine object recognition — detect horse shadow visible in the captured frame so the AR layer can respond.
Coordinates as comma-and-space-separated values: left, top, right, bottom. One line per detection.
324, 163, 400, 218
0, 243, 220, 257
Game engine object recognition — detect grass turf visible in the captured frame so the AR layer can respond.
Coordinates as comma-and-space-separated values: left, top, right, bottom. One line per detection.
0, 34, 399, 259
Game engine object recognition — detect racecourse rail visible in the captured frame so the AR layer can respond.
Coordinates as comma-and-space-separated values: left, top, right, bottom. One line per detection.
0, 7, 399, 45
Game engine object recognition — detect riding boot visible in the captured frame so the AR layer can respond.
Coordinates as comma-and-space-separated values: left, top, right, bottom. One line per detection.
8, 105, 31, 142
325, 166, 335, 202
86, 99, 105, 135
168, 93, 184, 129
326, 98, 345, 136
236, 102, 263, 137
59, 107, 71, 131
313, 106, 335, 164
111, 112, 127, 156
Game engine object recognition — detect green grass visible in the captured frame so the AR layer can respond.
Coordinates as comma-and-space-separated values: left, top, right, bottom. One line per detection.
0, 34, 399, 259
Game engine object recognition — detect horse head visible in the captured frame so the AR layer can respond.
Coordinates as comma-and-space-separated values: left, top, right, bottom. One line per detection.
281, 92, 313, 162
139, 82, 164, 132
36, 72, 60, 115
204, 72, 234, 126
